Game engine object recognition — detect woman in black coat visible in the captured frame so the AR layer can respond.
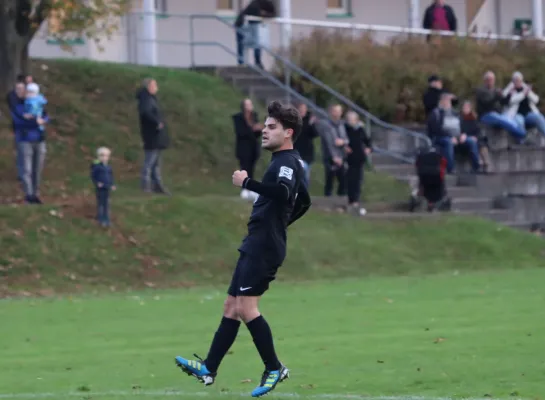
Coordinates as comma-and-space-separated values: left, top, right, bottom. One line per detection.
345, 111, 372, 216
232, 98, 263, 199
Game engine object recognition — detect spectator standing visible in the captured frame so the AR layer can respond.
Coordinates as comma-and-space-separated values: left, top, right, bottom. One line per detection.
232, 98, 263, 200
136, 78, 170, 195
316, 104, 349, 197
6, 78, 27, 181
476, 71, 526, 142
345, 111, 372, 216
428, 93, 480, 173
9, 83, 49, 203
502, 71, 545, 137
91, 147, 116, 228
293, 102, 318, 186
234, 0, 276, 68
461, 101, 490, 172
423, 0, 457, 32
422, 75, 444, 117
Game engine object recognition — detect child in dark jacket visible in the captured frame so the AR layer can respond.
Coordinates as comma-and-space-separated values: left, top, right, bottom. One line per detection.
91, 147, 116, 227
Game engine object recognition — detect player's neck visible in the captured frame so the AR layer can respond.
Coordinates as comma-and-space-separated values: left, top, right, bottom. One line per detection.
273, 143, 293, 153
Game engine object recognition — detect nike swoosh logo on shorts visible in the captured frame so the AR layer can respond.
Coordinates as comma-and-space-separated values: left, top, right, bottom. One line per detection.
240, 287, 252, 291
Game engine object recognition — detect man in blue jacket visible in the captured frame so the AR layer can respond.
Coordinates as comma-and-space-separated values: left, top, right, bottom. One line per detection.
6, 79, 27, 181
8, 82, 49, 204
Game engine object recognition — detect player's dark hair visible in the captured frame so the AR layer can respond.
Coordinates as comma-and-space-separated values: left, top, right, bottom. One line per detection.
267, 101, 303, 143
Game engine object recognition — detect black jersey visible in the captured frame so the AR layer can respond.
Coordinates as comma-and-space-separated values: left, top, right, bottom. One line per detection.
239, 149, 305, 264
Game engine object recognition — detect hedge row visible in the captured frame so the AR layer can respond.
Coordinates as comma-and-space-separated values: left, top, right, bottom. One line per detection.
286, 31, 545, 122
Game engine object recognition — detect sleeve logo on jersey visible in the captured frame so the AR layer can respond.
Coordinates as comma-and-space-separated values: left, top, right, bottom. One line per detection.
279, 166, 294, 180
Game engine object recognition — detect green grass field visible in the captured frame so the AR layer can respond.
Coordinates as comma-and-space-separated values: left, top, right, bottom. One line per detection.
1, 268, 544, 399
1, 60, 544, 400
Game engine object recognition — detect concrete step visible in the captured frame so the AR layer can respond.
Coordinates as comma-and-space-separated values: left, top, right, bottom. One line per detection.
217, 66, 263, 77
475, 171, 545, 195
362, 209, 510, 223
451, 197, 493, 212
509, 195, 545, 223
489, 146, 545, 172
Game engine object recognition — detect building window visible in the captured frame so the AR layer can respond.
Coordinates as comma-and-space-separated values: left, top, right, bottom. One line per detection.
155, 0, 167, 14
327, 0, 351, 16
217, 0, 237, 15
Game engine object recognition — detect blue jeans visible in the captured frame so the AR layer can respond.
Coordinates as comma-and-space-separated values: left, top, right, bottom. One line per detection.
141, 150, 163, 191
515, 112, 545, 136
15, 140, 25, 181
480, 112, 526, 140
236, 22, 262, 65
96, 189, 110, 224
19, 141, 46, 197
435, 136, 480, 173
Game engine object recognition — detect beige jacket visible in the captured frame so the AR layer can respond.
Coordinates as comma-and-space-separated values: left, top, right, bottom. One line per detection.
502, 82, 540, 118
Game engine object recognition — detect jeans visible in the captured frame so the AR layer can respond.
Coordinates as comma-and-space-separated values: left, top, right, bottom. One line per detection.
301, 160, 311, 188
435, 136, 480, 173
236, 22, 262, 66
15, 139, 25, 181
141, 150, 163, 191
346, 164, 364, 204
20, 141, 46, 197
480, 112, 526, 140
324, 163, 346, 197
96, 189, 110, 224
515, 112, 545, 136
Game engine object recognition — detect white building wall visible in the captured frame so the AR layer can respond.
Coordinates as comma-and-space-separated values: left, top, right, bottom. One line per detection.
29, 0, 536, 68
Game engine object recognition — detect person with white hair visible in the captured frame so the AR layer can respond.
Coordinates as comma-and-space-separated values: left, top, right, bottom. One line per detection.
476, 71, 526, 142
502, 71, 545, 136
91, 147, 116, 227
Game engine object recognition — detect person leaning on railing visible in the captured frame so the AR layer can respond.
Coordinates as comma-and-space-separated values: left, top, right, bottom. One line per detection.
234, 0, 276, 68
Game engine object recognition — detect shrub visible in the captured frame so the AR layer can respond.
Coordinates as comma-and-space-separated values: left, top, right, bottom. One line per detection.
286, 31, 545, 122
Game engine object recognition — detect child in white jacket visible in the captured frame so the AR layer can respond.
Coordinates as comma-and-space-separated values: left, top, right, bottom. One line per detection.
502, 71, 545, 136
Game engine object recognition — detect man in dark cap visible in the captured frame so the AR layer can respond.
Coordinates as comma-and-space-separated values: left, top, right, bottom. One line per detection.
423, 75, 444, 117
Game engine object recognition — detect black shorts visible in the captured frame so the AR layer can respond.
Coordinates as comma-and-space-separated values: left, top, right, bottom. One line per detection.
227, 251, 280, 297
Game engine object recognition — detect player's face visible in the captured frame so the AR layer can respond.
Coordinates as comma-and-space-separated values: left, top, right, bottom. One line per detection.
262, 117, 292, 151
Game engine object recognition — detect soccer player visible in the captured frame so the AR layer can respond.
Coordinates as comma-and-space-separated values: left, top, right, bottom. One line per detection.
175, 101, 311, 398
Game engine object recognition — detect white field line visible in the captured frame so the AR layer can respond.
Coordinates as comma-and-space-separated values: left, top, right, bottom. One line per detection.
0, 390, 509, 400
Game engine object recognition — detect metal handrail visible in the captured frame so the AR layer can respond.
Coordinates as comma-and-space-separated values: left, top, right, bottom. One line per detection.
190, 14, 431, 158
134, 12, 429, 162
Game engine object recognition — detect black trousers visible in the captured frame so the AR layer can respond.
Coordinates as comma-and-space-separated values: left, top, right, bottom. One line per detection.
239, 157, 257, 180
324, 164, 346, 197
346, 164, 364, 204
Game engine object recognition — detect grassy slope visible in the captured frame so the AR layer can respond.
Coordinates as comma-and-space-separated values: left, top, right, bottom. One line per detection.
0, 60, 543, 295
1, 269, 544, 398
1, 196, 544, 295
0, 59, 405, 202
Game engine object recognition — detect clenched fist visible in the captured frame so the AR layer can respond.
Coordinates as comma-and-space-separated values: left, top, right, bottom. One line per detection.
232, 170, 248, 187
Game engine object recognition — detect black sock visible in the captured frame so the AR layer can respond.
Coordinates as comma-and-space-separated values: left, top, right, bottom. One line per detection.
204, 317, 241, 373
246, 315, 281, 371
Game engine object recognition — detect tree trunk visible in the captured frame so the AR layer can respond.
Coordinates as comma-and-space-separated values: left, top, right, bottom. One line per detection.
0, 0, 44, 93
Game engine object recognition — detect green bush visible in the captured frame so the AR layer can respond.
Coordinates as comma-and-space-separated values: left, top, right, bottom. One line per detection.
287, 31, 545, 121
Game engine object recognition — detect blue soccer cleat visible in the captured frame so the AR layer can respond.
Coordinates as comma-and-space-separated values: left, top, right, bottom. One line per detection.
251, 365, 289, 397
174, 354, 216, 386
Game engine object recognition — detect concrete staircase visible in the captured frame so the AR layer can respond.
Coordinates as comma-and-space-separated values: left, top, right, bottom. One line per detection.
372, 128, 545, 230
207, 66, 545, 230
207, 66, 291, 105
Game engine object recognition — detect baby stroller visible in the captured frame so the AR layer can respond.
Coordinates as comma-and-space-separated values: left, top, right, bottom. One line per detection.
409, 147, 451, 212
